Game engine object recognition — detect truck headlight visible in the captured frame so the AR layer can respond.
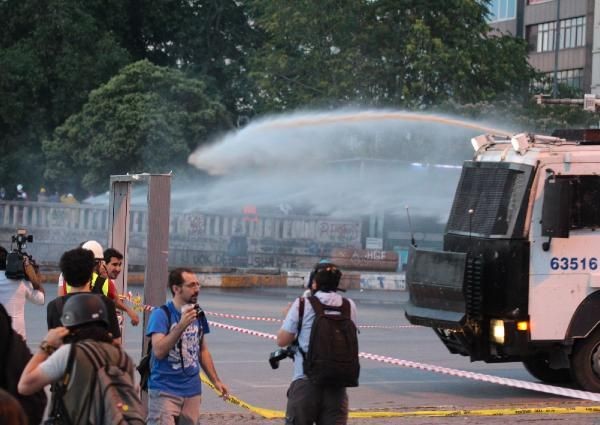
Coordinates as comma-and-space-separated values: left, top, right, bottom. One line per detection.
490, 319, 505, 344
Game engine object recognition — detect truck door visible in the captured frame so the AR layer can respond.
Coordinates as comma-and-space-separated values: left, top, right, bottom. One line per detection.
529, 168, 600, 341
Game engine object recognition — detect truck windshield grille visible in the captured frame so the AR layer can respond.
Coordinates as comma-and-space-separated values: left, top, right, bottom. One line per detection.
446, 162, 533, 238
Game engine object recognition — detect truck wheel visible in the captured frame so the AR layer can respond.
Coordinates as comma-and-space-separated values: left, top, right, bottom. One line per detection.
571, 327, 600, 392
522, 355, 571, 384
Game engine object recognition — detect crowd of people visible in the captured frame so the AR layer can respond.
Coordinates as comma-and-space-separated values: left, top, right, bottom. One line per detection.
0, 238, 358, 425
0, 184, 79, 204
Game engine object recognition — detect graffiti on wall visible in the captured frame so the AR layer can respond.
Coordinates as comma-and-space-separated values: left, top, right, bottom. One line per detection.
177, 214, 206, 238
317, 221, 360, 246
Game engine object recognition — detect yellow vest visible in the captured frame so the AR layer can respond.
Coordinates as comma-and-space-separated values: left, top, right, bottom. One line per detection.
65, 272, 109, 296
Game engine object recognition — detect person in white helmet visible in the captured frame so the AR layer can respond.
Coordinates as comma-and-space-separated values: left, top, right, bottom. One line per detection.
15, 184, 27, 201
57, 241, 139, 326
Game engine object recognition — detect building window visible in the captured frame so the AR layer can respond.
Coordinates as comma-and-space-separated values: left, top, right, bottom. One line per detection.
529, 16, 586, 53
537, 21, 556, 52
555, 68, 584, 90
559, 17, 586, 49
487, 0, 517, 22
533, 68, 584, 92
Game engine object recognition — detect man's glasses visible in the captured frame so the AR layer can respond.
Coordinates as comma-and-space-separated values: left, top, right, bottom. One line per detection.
183, 281, 201, 289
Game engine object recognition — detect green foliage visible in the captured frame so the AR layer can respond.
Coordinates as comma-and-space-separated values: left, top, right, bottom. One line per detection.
248, 0, 534, 111
439, 99, 599, 135
0, 0, 256, 194
0, 0, 131, 194
43, 60, 231, 194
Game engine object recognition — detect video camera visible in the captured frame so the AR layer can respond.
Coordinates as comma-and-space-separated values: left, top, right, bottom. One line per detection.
5, 228, 37, 279
269, 345, 297, 369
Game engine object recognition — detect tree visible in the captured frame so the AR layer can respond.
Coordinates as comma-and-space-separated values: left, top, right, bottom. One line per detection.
0, 0, 260, 196
247, 0, 534, 111
43, 60, 231, 195
0, 0, 131, 196
117, 0, 263, 120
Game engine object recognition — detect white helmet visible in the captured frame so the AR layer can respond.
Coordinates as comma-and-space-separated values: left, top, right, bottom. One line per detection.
82, 240, 104, 260
16, 184, 23, 191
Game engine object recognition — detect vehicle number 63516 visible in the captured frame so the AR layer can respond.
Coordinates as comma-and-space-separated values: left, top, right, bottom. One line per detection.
550, 257, 598, 270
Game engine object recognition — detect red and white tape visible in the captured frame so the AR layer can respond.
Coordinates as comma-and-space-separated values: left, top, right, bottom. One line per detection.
123, 297, 415, 329
206, 311, 415, 329
208, 320, 600, 403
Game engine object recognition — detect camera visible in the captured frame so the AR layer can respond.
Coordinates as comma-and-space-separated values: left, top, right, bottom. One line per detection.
12, 228, 33, 250
182, 303, 205, 319
269, 345, 297, 369
5, 228, 37, 280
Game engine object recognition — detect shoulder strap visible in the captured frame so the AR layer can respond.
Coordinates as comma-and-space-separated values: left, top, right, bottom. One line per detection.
77, 341, 107, 370
91, 276, 105, 294
297, 297, 305, 336
64, 343, 78, 380
160, 305, 171, 329
340, 298, 351, 319
307, 295, 324, 316
146, 305, 171, 356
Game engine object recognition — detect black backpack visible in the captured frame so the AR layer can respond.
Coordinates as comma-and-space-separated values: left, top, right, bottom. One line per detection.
299, 296, 360, 387
0, 304, 47, 425
137, 305, 170, 392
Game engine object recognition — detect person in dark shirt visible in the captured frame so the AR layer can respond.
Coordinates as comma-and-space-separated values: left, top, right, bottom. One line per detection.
46, 248, 121, 342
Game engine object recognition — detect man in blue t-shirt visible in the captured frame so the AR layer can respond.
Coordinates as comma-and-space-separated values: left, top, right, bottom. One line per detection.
146, 268, 228, 425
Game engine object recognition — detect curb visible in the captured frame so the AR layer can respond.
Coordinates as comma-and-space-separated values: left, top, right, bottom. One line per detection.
41, 271, 406, 291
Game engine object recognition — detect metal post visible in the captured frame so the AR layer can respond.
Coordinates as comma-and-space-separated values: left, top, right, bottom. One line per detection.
108, 173, 170, 408
108, 174, 170, 351
552, 0, 561, 98
108, 180, 132, 314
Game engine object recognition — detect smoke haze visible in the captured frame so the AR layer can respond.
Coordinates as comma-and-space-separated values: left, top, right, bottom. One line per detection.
183, 109, 514, 220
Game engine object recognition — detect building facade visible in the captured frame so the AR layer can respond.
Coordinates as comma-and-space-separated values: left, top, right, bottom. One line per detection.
488, 0, 600, 95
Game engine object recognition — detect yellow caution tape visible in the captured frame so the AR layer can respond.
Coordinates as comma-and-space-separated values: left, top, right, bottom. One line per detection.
200, 374, 600, 419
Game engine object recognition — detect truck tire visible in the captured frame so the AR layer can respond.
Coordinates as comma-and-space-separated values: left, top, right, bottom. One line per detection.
571, 327, 600, 392
522, 355, 571, 384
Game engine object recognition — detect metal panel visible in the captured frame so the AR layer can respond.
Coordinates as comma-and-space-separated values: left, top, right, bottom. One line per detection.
108, 180, 131, 305
144, 175, 171, 315
108, 174, 171, 355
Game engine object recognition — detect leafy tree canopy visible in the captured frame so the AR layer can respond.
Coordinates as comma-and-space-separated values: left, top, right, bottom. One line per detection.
0, 0, 131, 196
43, 60, 231, 195
0, 0, 257, 196
248, 0, 534, 111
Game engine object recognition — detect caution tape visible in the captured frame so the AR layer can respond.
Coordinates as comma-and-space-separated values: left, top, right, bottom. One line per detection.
358, 352, 600, 403
122, 295, 415, 329
200, 373, 284, 419
201, 371, 600, 419
205, 311, 415, 329
207, 320, 600, 403
119, 298, 600, 404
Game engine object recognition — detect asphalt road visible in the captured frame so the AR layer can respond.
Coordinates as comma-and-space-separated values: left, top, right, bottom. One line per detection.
24, 285, 600, 424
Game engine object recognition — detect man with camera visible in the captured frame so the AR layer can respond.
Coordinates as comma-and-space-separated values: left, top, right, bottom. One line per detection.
145, 267, 228, 425
0, 244, 44, 340
276, 261, 359, 425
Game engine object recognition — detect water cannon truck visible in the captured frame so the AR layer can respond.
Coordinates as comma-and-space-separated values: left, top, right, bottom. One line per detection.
405, 129, 600, 391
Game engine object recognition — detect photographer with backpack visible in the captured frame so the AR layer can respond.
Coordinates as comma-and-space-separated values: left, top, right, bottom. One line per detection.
277, 262, 360, 425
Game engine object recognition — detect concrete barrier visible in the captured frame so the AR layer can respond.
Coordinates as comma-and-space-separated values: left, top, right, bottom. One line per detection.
41, 271, 407, 290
